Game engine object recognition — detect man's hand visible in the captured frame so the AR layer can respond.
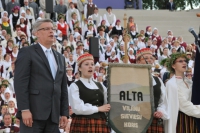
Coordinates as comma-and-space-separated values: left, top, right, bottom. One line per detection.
22, 110, 33, 127
59, 116, 68, 129
154, 111, 163, 118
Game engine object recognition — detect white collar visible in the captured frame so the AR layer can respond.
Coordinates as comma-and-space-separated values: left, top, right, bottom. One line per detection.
146, 32, 152, 35
116, 25, 122, 30
80, 77, 93, 83
39, 43, 52, 53
131, 31, 136, 35
94, 13, 98, 16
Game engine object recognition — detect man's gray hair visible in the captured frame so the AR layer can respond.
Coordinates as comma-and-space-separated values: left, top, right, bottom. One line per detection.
32, 19, 53, 33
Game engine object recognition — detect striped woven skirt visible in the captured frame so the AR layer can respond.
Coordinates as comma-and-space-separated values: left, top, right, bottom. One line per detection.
176, 111, 199, 133
146, 117, 164, 133
70, 116, 111, 133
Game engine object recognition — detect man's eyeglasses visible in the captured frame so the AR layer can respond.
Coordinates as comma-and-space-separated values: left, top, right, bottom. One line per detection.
175, 60, 187, 63
37, 27, 56, 31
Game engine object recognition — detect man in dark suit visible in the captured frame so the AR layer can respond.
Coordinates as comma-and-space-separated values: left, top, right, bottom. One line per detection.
166, 0, 176, 11
14, 19, 69, 133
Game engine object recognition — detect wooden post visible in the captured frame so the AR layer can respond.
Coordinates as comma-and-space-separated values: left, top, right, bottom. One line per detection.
123, 13, 128, 63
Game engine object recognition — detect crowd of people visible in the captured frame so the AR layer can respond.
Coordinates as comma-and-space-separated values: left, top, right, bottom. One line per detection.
0, 0, 198, 133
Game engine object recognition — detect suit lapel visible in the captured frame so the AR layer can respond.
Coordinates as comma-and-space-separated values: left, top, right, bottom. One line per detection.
52, 49, 60, 79
34, 44, 52, 78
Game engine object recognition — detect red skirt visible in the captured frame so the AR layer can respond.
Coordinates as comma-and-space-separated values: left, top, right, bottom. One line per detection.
70, 116, 111, 133
146, 117, 164, 133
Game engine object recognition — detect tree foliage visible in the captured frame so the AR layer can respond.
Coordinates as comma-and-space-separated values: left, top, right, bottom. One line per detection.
143, 0, 199, 10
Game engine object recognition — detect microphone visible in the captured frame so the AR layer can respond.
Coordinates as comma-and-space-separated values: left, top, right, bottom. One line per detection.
188, 28, 198, 44
189, 27, 200, 52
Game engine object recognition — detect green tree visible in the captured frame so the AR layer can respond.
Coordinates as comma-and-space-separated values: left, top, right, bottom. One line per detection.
186, 0, 200, 9
143, 0, 199, 10
143, 0, 153, 9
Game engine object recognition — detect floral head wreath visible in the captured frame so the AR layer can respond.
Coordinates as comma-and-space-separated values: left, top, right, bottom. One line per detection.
57, 14, 65, 21
71, 12, 77, 17
166, 52, 189, 73
160, 58, 170, 66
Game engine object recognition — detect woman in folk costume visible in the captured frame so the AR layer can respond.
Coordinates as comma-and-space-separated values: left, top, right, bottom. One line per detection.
157, 38, 170, 57
173, 40, 185, 53
111, 19, 123, 36
7, 97, 17, 116
167, 30, 176, 42
56, 30, 63, 44
67, 53, 77, 74
0, 11, 9, 24
66, 2, 80, 23
96, 27, 109, 44
69, 12, 81, 34
127, 16, 138, 33
165, 52, 200, 133
97, 20, 110, 34
1, 87, 13, 105
66, 66, 75, 87
1, 16, 12, 37
25, 7, 35, 29
18, 16, 30, 40
152, 28, 162, 48
88, 16, 97, 34
0, 84, 8, 103
10, 45, 18, 62
103, 6, 116, 28
117, 43, 126, 60
17, 10, 30, 28
136, 34, 146, 49
136, 48, 168, 133
91, 7, 102, 27
9, 6, 20, 31
99, 38, 106, 62
5, 39, 14, 54
108, 49, 119, 63
1, 54, 12, 77
74, 31, 82, 42
128, 48, 136, 63
67, 34, 77, 53
104, 44, 112, 60
129, 25, 138, 40
186, 44, 196, 60
84, 20, 96, 39
145, 26, 152, 38
74, 24, 82, 36
93, 62, 100, 81
69, 53, 111, 133
57, 14, 69, 39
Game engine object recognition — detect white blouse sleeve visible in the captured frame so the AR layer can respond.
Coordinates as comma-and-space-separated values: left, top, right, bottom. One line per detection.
157, 77, 169, 120
178, 88, 200, 118
111, 14, 116, 27
103, 14, 109, 27
69, 21, 73, 33
69, 82, 99, 115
